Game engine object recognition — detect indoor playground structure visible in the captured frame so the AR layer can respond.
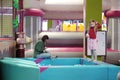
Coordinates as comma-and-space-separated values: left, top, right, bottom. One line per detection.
0, 0, 120, 80
0, 57, 120, 80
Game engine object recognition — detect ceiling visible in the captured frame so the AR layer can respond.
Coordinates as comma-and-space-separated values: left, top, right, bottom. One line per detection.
23, 0, 112, 19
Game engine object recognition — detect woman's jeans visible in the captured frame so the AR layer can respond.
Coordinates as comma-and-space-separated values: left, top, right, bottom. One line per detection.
36, 52, 51, 59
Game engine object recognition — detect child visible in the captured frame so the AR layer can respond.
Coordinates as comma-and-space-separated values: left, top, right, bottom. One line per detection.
86, 20, 101, 61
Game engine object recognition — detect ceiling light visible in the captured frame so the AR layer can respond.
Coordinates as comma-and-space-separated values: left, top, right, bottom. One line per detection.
45, 0, 83, 5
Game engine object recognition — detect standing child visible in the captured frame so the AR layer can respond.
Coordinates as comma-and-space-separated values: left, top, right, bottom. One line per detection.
86, 20, 101, 61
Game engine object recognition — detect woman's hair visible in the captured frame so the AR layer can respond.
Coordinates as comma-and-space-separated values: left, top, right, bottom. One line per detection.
42, 35, 49, 42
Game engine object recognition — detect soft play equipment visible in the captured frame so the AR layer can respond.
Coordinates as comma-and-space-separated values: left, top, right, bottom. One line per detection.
106, 52, 120, 65
39, 32, 111, 48
0, 57, 40, 80
0, 57, 120, 80
62, 23, 76, 31
39, 32, 83, 47
118, 72, 120, 80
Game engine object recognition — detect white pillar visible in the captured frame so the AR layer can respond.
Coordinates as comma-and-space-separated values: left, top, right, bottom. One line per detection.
111, 18, 119, 50
83, 0, 86, 58
110, 0, 120, 50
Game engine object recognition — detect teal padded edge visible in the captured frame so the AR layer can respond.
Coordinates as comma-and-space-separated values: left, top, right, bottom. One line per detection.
2, 57, 37, 66
0, 57, 40, 80
108, 66, 120, 80
1, 57, 119, 80
39, 64, 120, 80
40, 65, 108, 80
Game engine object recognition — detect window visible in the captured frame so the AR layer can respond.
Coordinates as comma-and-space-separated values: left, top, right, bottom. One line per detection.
41, 19, 84, 32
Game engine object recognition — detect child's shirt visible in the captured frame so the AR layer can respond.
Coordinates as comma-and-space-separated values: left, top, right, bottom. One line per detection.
88, 23, 101, 39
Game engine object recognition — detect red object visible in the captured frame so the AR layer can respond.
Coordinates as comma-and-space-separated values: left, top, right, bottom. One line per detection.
89, 27, 97, 39
105, 10, 120, 18
89, 23, 101, 39
24, 9, 44, 16
40, 66, 48, 73
96, 23, 101, 29
34, 58, 44, 64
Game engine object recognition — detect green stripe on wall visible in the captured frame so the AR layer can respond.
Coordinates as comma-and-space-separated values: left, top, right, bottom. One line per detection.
86, 0, 102, 29
48, 20, 52, 29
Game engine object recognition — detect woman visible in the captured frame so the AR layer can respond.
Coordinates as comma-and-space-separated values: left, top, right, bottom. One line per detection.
33, 35, 51, 58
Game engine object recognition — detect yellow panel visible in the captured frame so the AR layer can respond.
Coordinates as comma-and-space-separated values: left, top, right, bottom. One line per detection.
69, 24, 76, 31
78, 23, 84, 32
67, 24, 71, 31
63, 23, 68, 31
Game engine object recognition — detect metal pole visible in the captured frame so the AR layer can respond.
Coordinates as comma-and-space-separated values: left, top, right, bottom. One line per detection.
19, 0, 24, 32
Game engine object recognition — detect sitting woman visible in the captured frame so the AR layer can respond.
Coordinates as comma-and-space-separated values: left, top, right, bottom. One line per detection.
33, 35, 51, 58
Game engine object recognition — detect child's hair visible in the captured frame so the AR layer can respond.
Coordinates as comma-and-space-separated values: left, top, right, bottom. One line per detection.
89, 19, 96, 23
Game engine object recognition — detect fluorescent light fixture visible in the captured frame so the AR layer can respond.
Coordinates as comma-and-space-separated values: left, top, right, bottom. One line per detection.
45, 0, 83, 5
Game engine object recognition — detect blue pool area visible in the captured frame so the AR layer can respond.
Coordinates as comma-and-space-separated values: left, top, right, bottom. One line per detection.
0, 57, 120, 80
